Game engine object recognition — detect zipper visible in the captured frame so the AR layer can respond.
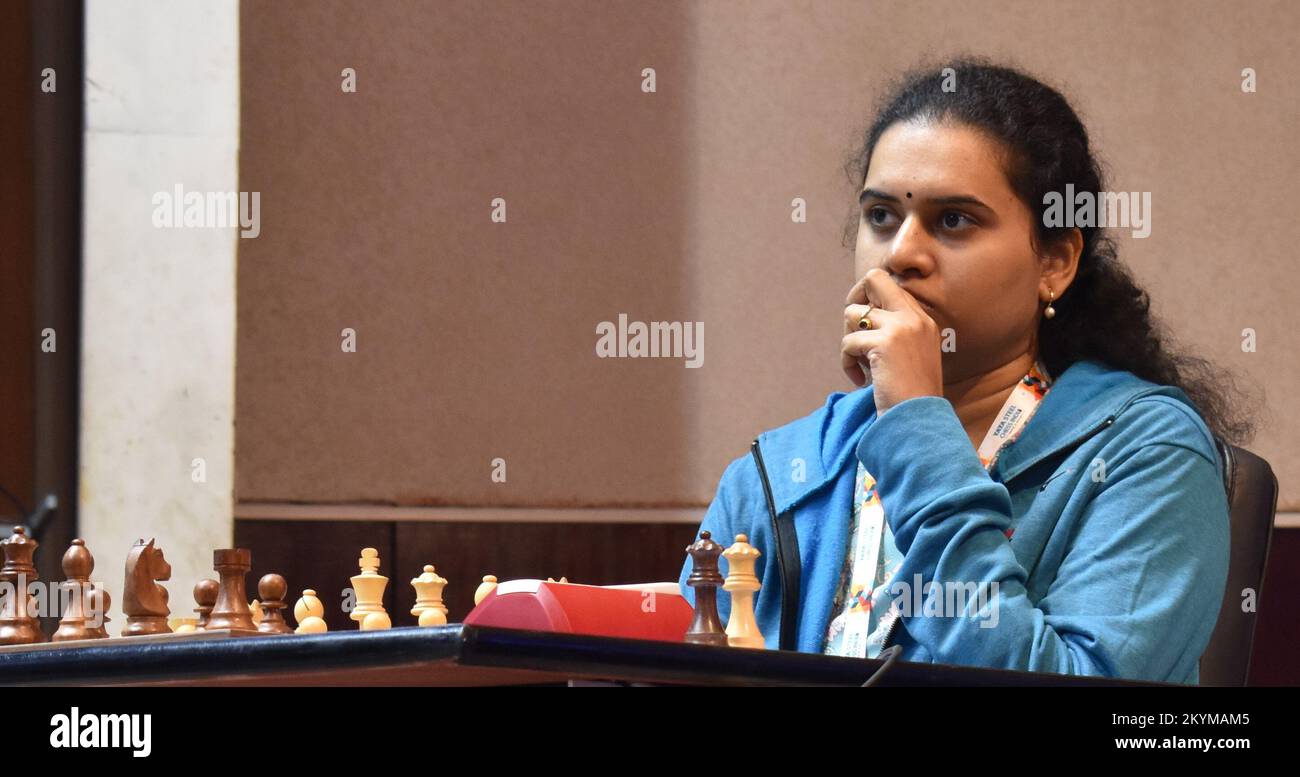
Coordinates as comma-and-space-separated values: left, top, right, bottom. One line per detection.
750, 438, 796, 650
753, 431, 906, 654
749, 437, 784, 586
881, 611, 901, 650
1059, 414, 1117, 456
750, 438, 779, 524
1002, 413, 1117, 487
998, 384, 1169, 484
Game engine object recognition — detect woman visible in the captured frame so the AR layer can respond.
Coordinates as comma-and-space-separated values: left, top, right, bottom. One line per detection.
677, 58, 1255, 684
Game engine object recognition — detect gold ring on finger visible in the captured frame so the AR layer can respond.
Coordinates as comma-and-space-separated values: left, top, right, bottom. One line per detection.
857, 304, 874, 330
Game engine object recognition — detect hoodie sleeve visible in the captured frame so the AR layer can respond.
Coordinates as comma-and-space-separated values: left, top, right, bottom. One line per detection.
856, 395, 1230, 684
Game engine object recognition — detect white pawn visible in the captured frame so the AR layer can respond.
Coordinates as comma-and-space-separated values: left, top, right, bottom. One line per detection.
411, 564, 449, 627
293, 588, 328, 634
474, 574, 498, 606
722, 533, 764, 649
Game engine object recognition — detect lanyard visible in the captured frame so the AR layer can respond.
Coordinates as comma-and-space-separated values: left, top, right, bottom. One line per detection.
976, 360, 1053, 468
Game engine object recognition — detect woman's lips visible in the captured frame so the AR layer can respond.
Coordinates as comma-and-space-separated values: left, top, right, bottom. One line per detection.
895, 283, 940, 317
911, 295, 939, 313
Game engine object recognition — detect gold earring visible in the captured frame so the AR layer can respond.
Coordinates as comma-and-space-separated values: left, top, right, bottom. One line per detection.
1044, 290, 1056, 319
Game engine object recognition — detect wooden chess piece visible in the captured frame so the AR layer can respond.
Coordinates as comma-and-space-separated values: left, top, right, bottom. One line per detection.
86, 585, 111, 639
0, 526, 46, 645
411, 565, 448, 627
193, 578, 219, 630
293, 589, 327, 634
473, 574, 498, 606
256, 574, 294, 634
53, 539, 98, 642
122, 538, 173, 636
684, 530, 728, 646
350, 547, 391, 630
206, 548, 256, 631
722, 533, 764, 649
248, 599, 263, 627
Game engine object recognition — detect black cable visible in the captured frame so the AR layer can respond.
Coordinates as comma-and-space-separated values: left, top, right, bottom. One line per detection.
26, 494, 59, 539
0, 489, 57, 541
860, 644, 903, 687
0, 484, 29, 521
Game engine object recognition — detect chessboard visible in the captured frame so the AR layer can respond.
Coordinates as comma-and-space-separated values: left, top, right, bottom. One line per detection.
0, 524, 763, 650
0, 527, 466, 647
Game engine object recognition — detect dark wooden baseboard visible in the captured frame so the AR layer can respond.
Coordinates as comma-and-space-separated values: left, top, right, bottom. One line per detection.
234, 519, 696, 633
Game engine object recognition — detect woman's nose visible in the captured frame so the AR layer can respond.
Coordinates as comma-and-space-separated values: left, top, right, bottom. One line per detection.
883, 215, 936, 278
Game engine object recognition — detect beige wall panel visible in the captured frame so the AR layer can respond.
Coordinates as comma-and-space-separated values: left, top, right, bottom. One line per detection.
238, 0, 1299, 511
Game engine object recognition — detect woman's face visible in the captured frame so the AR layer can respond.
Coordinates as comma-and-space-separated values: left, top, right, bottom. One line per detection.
854, 119, 1074, 384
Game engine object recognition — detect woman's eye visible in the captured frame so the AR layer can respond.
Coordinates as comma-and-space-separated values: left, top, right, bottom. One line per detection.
941, 211, 975, 230
866, 207, 895, 227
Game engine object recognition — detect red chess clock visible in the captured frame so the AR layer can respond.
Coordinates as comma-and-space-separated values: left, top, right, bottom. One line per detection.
463, 580, 693, 643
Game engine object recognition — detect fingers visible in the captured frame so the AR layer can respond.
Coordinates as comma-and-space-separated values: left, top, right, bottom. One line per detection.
843, 359, 867, 387
863, 267, 917, 313
841, 328, 882, 385
845, 270, 875, 306
843, 352, 868, 387
842, 269, 927, 389
841, 329, 883, 361
846, 268, 893, 307
843, 302, 897, 334
842, 302, 896, 386
847, 268, 922, 315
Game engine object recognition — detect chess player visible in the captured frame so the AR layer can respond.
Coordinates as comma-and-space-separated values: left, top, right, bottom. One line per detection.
678, 58, 1254, 684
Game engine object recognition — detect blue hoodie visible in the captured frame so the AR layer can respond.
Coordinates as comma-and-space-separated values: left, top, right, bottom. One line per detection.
677, 359, 1230, 684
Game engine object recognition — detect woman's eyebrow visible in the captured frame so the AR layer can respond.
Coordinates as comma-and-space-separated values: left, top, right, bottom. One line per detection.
859, 188, 898, 205
859, 188, 994, 212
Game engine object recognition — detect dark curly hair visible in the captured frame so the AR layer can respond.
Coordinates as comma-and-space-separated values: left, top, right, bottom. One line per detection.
840, 55, 1257, 446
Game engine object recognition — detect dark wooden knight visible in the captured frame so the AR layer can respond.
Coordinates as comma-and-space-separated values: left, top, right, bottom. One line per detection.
122, 538, 172, 636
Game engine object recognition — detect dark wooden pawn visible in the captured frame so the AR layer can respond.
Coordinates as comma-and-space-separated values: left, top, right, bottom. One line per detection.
256, 574, 293, 634
86, 585, 111, 639
193, 579, 219, 630
53, 539, 100, 641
